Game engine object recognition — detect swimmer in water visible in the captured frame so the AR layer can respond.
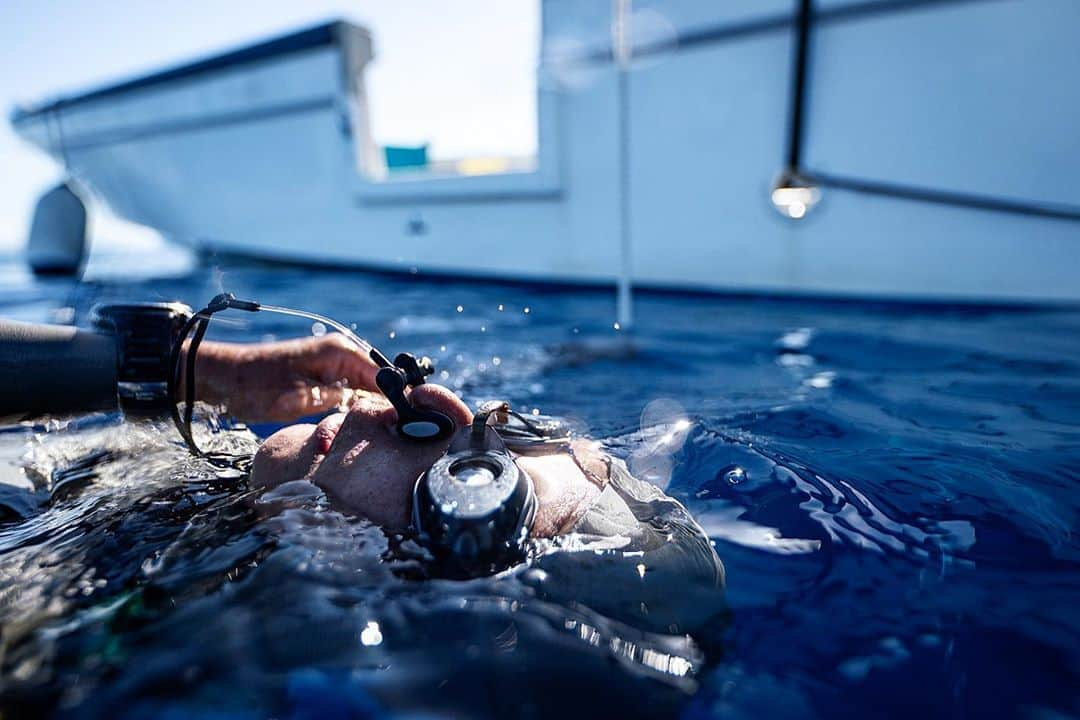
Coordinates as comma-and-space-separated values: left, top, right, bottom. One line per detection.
2, 307, 723, 630
237, 338, 723, 631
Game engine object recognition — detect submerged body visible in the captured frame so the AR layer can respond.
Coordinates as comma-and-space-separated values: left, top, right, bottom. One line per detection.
0, 309, 726, 715
0, 412, 725, 718
248, 385, 724, 629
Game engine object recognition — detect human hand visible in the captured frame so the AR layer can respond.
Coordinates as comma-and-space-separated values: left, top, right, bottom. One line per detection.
191, 335, 381, 423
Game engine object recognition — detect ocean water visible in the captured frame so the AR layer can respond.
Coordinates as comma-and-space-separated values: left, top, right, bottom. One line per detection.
0, 246, 1077, 718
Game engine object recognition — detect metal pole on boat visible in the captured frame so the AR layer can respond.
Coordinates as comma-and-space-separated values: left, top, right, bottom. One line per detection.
613, 0, 634, 331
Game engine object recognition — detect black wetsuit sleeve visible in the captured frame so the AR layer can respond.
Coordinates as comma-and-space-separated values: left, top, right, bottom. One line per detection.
0, 319, 117, 419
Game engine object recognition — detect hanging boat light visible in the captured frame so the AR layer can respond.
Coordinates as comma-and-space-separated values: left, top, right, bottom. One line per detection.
771, 168, 820, 219
771, 0, 818, 221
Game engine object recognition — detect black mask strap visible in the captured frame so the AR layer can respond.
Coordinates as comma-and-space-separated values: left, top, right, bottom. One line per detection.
471, 401, 512, 449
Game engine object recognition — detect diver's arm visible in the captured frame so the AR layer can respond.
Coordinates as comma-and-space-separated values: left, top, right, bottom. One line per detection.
0, 319, 117, 419
0, 318, 381, 424
187, 335, 382, 423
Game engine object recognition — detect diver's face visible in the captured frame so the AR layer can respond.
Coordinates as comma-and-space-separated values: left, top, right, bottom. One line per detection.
251, 384, 607, 536
250, 384, 473, 529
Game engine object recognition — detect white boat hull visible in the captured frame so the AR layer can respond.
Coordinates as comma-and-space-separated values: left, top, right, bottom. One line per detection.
11, 2, 1080, 303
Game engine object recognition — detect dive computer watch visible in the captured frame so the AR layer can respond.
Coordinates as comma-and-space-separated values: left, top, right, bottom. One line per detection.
91, 302, 193, 416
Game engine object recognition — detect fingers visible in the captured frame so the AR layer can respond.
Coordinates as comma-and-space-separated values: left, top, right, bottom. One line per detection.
308, 389, 454, 531
321, 383, 470, 458
314, 334, 381, 392
406, 384, 474, 430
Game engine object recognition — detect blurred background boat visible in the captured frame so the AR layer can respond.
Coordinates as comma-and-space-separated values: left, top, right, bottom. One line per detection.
10, 0, 1080, 303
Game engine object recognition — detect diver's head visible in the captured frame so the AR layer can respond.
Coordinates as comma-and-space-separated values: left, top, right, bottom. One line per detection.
250, 387, 607, 559
251, 384, 472, 529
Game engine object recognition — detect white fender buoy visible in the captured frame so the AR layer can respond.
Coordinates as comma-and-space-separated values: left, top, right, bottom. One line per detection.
27, 181, 88, 276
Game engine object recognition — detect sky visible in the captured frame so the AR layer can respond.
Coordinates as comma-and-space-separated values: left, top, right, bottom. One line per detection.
0, 0, 539, 250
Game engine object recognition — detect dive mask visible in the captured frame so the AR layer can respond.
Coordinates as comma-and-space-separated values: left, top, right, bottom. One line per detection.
412, 400, 573, 577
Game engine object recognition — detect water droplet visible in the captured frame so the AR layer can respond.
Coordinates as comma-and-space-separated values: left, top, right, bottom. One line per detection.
440, 370, 450, 380
613, 322, 621, 331
722, 466, 747, 485
492, 356, 502, 366
311, 322, 327, 337
480, 325, 486, 333
778, 328, 813, 350
498, 304, 504, 311
388, 331, 396, 339
360, 621, 383, 646
532, 408, 541, 416
456, 305, 464, 313
440, 345, 447, 352
806, 371, 836, 389
523, 307, 531, 314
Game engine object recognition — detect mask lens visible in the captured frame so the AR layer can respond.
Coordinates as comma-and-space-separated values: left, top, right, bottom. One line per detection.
413, 417, 537, 576
450, 458, 499, 487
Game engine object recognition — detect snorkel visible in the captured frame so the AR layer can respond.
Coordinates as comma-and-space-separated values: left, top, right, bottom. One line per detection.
168, 293, 455, 457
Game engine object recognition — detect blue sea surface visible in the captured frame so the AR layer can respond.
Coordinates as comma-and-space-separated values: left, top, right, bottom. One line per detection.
0, 246, 1077, 718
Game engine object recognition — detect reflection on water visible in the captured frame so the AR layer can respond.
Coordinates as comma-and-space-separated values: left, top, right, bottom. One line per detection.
1, 249, 1078, 718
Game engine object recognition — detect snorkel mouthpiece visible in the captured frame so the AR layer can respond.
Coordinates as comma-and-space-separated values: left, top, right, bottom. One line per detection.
393, 352, 435, 386
372, 352, 455, 442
